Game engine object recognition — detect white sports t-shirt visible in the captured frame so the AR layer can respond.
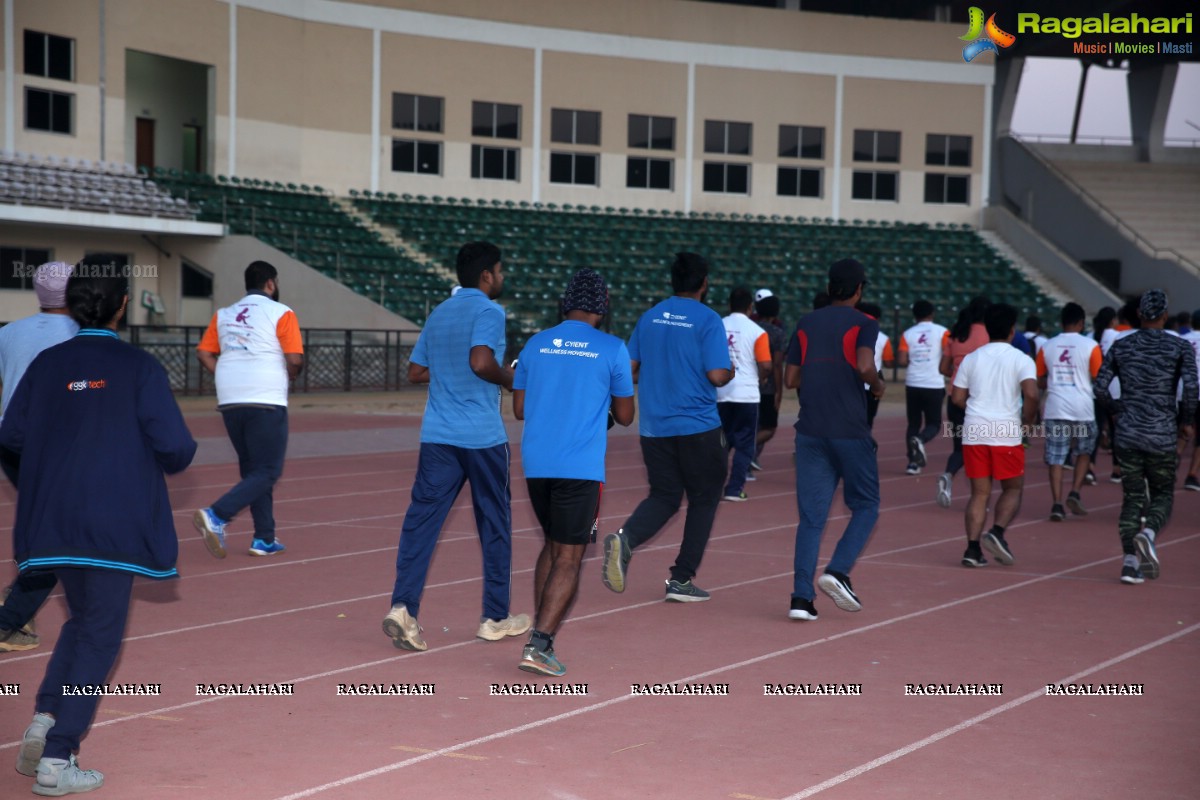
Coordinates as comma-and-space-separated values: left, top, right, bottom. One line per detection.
717, 312, 770, 404
954, 342, 1037, 446
1037, 332, 1101, 421
900, 321, 949, 389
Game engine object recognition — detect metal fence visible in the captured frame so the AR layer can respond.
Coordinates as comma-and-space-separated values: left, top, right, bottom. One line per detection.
126, 326, 421, 395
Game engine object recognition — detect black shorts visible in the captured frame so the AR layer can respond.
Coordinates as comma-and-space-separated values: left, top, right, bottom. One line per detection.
758, 394, 779, 430
526, 478, 602, 545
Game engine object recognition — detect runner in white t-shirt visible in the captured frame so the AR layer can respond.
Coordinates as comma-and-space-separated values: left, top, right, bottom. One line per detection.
950, 303, 1038, 569
718, 287, 772, 501
1036, 303, 1102, 522
898, 300, 948, 474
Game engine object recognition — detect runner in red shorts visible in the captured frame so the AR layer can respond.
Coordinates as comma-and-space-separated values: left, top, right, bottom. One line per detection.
950, 303, 1038, 568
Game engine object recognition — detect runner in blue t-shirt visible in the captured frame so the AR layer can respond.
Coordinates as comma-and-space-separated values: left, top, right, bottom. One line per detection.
512, 269, 634, 676
384, 242, 531, 653
601, 252, 733, 603
784, 258, 884, 622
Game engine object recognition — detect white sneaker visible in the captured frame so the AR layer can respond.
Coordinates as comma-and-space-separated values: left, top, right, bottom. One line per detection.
382, 605, 427, 651
936, 473, 952, 508
477, 613, 532, 641
34, 755, 103, 796
17, 713, 54, 776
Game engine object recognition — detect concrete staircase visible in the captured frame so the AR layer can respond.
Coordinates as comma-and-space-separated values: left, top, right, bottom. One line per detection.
331, 196, 458, 285
976, 228, 1074, 308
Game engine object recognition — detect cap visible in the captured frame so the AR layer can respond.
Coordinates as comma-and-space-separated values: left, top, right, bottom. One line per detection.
1138, 289, 1168, 322
33, 262, 74, 309
561, 268, 609, 316
754, 288, 773, 303
828, 258, 867, 291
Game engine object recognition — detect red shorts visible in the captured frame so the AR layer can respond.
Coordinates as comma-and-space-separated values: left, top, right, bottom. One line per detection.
963, 444, 1025, 481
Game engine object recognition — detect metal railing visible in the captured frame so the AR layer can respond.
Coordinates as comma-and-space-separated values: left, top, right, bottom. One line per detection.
126, 326, 421, 395
1008, 134, 1200, 278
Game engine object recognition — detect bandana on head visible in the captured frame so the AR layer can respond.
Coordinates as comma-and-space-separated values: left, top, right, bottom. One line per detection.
561, 268, 609, 317
1138, 289, 1168, 322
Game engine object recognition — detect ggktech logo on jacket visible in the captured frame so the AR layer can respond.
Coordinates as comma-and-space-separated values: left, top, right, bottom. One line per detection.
961, 7, 1016, 62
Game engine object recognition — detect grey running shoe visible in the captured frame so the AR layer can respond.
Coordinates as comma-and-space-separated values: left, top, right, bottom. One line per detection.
602, 530, 631, 593
665, 579, 710, 602
1134, 530, 1159, 580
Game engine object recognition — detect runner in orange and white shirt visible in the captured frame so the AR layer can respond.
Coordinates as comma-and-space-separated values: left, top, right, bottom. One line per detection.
193, 261, 304, 559
718, 287, 772, 501
898, 300, 949, 474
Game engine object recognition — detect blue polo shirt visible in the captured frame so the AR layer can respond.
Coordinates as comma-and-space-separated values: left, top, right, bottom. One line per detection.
411, 288, 508, 448
513, 320, 634, 482
786, 304, 880, 440
628, 295, 730, 438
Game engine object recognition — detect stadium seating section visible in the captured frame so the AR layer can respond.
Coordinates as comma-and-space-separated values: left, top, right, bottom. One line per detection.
0, 151, 191, 218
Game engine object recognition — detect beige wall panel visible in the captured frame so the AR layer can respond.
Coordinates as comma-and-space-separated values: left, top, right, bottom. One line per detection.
105, 0, 229, 103
233, 118, 303, 182
380, 33, 533, 144
237, 9, 305, 128
299, 128, 371, 194
299, 24, 372, 133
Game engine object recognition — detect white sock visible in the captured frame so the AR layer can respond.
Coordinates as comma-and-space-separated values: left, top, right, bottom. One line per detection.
1123, 554, 1140, 569
1141, 528, 1156, 542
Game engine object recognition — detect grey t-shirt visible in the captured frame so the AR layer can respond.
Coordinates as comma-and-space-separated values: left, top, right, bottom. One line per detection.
0, 312, 80, 417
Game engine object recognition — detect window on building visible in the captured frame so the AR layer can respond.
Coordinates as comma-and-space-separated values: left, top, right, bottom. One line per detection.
704, 120, 752, 155
851, 171, 898, 201
926, 134, 972, 167
24, 30, 73, 81
779, 125, 824, 159
25, 88, 72, 134
0, 246, 52, 291
472, 101, 521, 139
626, 157, 672, 190
628, 114, 675, 150
471, 144, 519, 181
703, 162, 749, 194
392, 139, 441, 175
853, 129, 901, 163
181, 262, 213, 299
551, 109, 601, 146
549, 152, 598, 186
392, 93, 443, 133
777, 166, 822, 198
924, 173, 970, 204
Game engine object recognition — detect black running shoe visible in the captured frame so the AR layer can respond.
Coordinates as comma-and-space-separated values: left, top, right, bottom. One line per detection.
1066, 491, 1087, 516
982, 531, 1014, 565
962, 545, 988, 568
1185, 475, 1200, 492
817, 571, 861, 612
1120, 565, 1144, 585
788, 597, 818, 621
1049, 504, 1066, 522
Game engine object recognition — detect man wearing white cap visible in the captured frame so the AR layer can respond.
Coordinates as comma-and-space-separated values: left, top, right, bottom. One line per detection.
0, 261, 79, 651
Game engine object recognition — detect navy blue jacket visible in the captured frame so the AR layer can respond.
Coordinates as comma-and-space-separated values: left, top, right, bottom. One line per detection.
0, 330, 196, 578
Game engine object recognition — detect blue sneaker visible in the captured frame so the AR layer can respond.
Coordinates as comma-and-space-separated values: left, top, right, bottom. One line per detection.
193, 508, 227, 559
518, 645, 566, 677
249, 538, 286, 556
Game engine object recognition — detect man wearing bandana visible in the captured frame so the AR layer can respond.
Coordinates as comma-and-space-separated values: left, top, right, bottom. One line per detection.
512, 269, 634, 676
1095, 289, 1197, 585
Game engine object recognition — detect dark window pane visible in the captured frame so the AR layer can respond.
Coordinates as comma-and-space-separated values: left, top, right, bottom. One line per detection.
416, 141, 440, 174
779, 125, 799, 158
877, 131, 900, 163
777, 166, 798, 196
703, 162, 724, 192
25, 88, 50, 131
650, 117, 674, 150
851, 170, 873, 199
949, 135, 971, 167
876, 171, 898, 200
704, 121, 723, 154
182, 263, 213, 298
925, 134, 944, 166
649, 158, 671, 189
575, 153, 597, 185
549, 152, 573, 183
728, 122, 751, 156
392, 93, 415, 130
471, 145, 482, 178
924, 172, 943, 203
481, 146, 504, 178
392, 139, 415, 172
47, 35, 72, 80
24, 31, 45, 76
728, 163, 749, 194
947, 175, 969, 204
627, 157, 647, 187
628, 114, 649, 148
495, 104, 520, 139
50, 92, 70, 133
418, 96, 442, 132
853, 130, 873, 162
472, 102, 493, 137
800, 127, 824, 159
551, 109, 574, 144
0, 248, 23, 289
799, 167, 821, 197
576, 111, 600, 146
505, 148, 518, 180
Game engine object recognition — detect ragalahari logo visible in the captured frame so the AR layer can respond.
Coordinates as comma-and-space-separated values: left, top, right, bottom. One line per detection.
960, 7, 1016, 61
